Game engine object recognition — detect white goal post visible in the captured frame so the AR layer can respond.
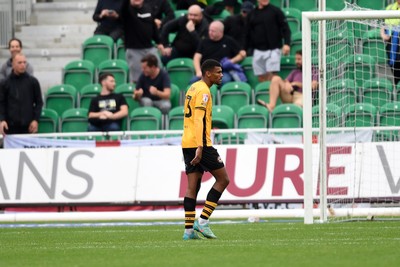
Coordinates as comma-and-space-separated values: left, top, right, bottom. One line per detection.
303, 10, 400, 224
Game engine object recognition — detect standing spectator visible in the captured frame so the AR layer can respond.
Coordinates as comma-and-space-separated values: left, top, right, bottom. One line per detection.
0, 53, 43, 135
160, 4, 209, 65
134, 54, 172, 114
148, 0, 175, 30
121, 0, 164, 83
223, 1, 254, 51
193, 20, 246, 85
381, 0, 400, 85
181, 59, 230, 240
92, 0, 125, 42
88, 73, 128, 132
257, 50, 319, 111
0, 38, 34, 82
245, 0, 291, 82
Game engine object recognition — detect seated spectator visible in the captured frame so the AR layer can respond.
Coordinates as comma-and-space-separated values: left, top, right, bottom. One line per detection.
92, 0, 125, 42
192, 20, 246, 85
0, 53, 43, 135
148, 0, 175, 30
223, 1, 254, 52
88, 73, 128, 132
160, 4, 209, 66
257, 50, 319, 112
134, 54, 171, 114
0, 38, 34, 82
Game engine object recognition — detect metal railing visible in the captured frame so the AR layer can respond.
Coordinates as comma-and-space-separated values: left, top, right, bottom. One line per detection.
0, 0, 31, 48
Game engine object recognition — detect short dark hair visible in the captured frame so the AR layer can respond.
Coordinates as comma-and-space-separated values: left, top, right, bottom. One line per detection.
141, 54, 159, 68
8, 38, 22, 49
296, 50, 302, 56
99, 72, 114, 83
201, 59, 221, 75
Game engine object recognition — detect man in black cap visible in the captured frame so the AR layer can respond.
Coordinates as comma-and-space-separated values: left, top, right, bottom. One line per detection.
223, 1, 255, 51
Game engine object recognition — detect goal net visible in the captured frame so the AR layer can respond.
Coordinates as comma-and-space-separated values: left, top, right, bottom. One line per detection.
303, 3, 400, 224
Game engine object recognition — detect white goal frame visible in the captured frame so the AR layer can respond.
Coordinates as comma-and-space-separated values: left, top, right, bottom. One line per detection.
303, 10, 400, 224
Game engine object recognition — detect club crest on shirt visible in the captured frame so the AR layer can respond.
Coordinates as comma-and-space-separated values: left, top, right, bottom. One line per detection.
202, 94, 209, 104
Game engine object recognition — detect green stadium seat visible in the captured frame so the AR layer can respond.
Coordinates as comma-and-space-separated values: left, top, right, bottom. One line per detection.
343, 54, 377, 88
362, 28, 387, 64
61, 108, 89, 133
287, 0, 317, 11
326, 28, 355, 62
312, 103, 342, 128
79, 83, 101, 110
376, 101, 400, 141
62, 60, 95, 93
115, 83, 139, 114
270, 0, 284, 8
174, 9, 188, 18
271, 104, 303, 129
220, 81, 252, 114
361, 78, 393, 110
38, 108, 59, 133
355, 0, 386, 10
343, 103, 377, 127
290, 32, 302, 57
98, 59, 129, 87
82, 35, 114, 68
240, 56, 258, 89
326, 79, 358, 107
115, 38, 125, 60
45, 84, 77, 117
170, 83, 180, 109
254, 81, 282, 107
167, 105, 185, 130
166, 57, 194, 93
129, 106, 162, 131
212, 105, 235, 129
282, 8, 302, 33
326, 0, 346, 10
237, 104, 269, 129
278, 55, 296, 79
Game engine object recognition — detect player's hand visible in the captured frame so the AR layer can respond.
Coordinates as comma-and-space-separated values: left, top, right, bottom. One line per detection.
190, 146, 203, 166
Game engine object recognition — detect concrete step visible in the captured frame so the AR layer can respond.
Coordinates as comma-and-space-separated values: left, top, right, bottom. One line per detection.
19, 24, 96, 38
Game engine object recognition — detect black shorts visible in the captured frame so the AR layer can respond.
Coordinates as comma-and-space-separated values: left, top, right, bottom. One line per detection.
182, 146, 225, 174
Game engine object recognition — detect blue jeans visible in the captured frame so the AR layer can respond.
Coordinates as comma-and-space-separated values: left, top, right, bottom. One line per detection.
88, 122, 121, 132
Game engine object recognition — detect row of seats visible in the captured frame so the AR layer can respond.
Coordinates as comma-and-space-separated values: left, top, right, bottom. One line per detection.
267, 0, 385, 10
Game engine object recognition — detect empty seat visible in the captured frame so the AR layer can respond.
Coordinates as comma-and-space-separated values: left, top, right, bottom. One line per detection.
282, 8, 302, 33
170, 83, 180, 109
271, 104, 303, 128
167, 105, 185, 130
129, 106, 162, 131
377, 101, 400, 141
115, 83, 139, 114
237, 104, 269, 129
362, 28, 387, 64
62, 60, 95, 93
61, 108, 89, 133
278, 55, 296, 79
212, 105, 235, 129
166, 57, 194, 92
287, 0, 317, 11
82, 35, 114, 68
115, 38, 125, 60
219, 81, 252, 114
343, 103, 377, 127
312, 103, 342, 128
326, 78, 358, 107
342, 54, 376, 88
38, 108, 59, 133
45, 84, 77, 117
240, 56, 258, 89
361, 78, 393, 110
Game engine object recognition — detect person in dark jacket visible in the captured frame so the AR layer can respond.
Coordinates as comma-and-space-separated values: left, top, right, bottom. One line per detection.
0, 53, 43, 135
92, 0, 125, 41
160, 4, 209, 65
121, 0, 164, 82
244, 0, 291, 82
148, 0, 175, 30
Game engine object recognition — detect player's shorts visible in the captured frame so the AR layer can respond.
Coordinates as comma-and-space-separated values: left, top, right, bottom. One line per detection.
182, 146, 225, 174
252, 48, 281, 75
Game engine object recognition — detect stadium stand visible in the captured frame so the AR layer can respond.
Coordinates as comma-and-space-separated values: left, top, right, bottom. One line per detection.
79, 83, 101, 110
219, 81, 252, 114
45, 84, 77, 117
61, 108, 89, 133
271, 104, 303, 129
62, 60, 96, 93
82, 35, 114, 68
38, 108, 59, 133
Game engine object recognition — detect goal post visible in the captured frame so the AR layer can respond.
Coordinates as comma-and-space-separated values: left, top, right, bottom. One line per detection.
302, 9, 400, 224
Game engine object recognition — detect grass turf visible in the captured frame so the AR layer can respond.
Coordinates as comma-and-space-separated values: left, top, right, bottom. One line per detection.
0, 220, 399, 267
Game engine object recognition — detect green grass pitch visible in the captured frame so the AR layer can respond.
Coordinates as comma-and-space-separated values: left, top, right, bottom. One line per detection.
0, 220, 399, 267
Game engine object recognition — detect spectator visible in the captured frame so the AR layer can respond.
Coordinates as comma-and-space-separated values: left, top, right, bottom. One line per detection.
244, 0, 291, 82
88, 73, 128, 132
256, 50, 318, 111
223, 1, 254, 51
160, 4, 209, 65
193, 20, 246, 85
148, 0, 175, 30
120, 0, 164, 83
92, 0, 125, 42
0, 53, 43, 135
134, 54, 172, 114
175, 0, 206, 9
0, 38, 34, 82
381, 0, 400, 85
